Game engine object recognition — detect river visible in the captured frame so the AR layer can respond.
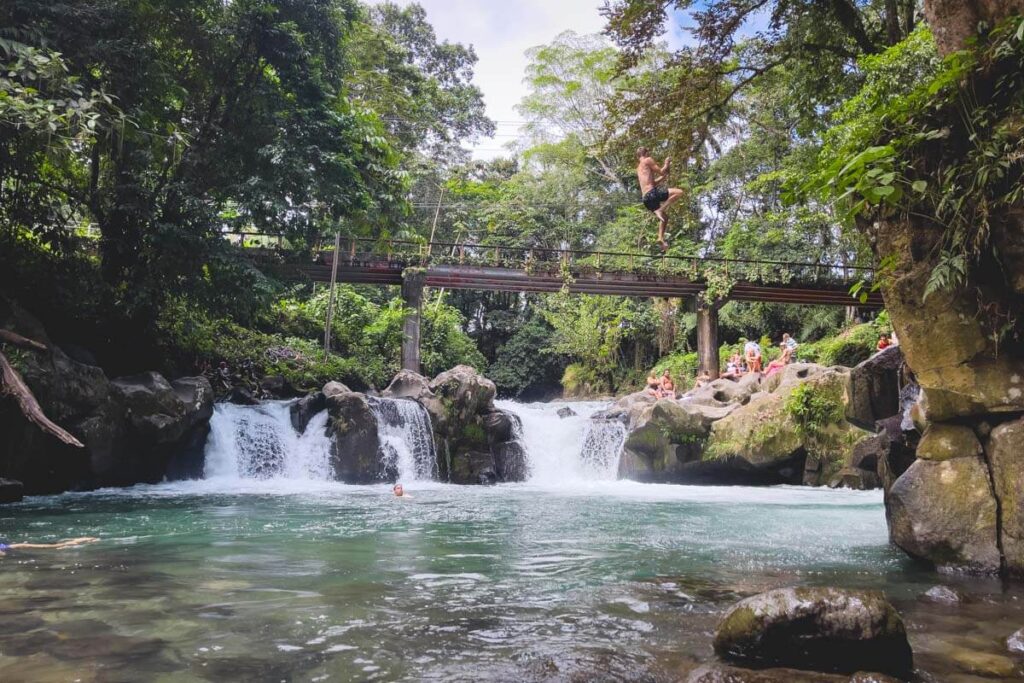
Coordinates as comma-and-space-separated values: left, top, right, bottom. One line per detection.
0, 401, 1021, 681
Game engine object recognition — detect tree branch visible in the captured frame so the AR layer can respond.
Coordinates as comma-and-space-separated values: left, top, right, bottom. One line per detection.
0, 351, 84, 448
0, 329, 47, 352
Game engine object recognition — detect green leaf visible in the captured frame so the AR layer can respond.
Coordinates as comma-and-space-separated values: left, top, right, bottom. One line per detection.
911, 180, 928, 193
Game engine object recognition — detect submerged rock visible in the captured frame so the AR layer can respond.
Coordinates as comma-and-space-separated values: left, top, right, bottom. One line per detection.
686, 663, 847, 682
1006, 627, 1024, 653
556, 406, 577, 419
922, 585, 964, 604
887, 457, 1001, 573
712, 587, 913, 678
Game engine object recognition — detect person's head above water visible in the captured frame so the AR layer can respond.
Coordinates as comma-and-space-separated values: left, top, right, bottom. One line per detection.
636, 146, 650, 160
393, 483, 404, 497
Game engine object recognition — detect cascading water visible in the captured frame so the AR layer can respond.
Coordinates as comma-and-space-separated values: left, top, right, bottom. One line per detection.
496, 400, 625, 483
203, 401, 332, 480
368, 397, 438, 482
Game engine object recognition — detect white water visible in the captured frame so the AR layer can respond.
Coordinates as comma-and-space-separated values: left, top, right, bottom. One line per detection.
203, 401, 332, 481
368, 397, 437, 482
496, 400, 626, 484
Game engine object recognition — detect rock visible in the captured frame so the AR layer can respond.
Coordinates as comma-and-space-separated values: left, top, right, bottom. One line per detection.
875, 415, 918, 493
111, 372, 188, 443
449, 449, 496, 485
480, 410, 520, 445
429, 365, 496, 423
259, 374, 296, 398
690, 375, 762, 406
846, 346, 903, 430
492, 441, 528, 482
289, 391, 326, 434
986, 416, 1024, 575
762, 363, 827, 394
326, 392, 382, 484
950, 649, 1017, 678
618, 400, 716, 482
827, 467, 880, 490
850, 433, 885, 472
685, 663, 847, 682
170, 376, 214, 429
712, 587, 913, 678
227, 386, 259, 405
921, 585, 964, 604
322, 381, 351, 399
887, 457, 1001, 572
848, 674, 903, 683
1006, 627, 1024, 653
916, 423, 982, 461
0, 478, 24, 504
556, 406, 577, 419
383, 370, 431, 400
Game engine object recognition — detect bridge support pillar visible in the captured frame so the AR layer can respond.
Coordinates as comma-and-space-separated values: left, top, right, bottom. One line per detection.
401, 268, 426, 373
696, 302, 720, 380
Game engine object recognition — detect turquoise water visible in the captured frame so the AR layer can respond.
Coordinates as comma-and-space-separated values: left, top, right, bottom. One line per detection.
0, 480, 943, 681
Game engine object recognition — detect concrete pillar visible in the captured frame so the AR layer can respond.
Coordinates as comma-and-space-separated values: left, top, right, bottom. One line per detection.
696, 302, 720, 380
401, 268, 426, 372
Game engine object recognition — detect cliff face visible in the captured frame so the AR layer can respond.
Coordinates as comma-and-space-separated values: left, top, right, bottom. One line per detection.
875, 0, 1024, 575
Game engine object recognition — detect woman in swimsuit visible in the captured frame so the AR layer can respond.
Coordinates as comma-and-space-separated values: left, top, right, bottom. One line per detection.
0, 537, 98, 554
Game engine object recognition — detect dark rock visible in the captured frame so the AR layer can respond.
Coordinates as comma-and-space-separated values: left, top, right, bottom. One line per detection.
289, 392, 326, 434
887, 457, 1001, 573
227, 386, 259, 405
712, 587, 913, 678
449, 449, 496, 485
492, 441, 528, 482
480, 410, 520, 445
326, 392, 382, 483
170, 376, 214, 429
60, 344, 98, 367
850, 433, 885, 472
0, 478, 24, 503
827, 467, 881, 490
922, 585, 964, 604
875, 415, 918, 493
846, 346, 903, 431
259, 374, 296, 399
556, 406, 577, 419
111, 372, 188, 443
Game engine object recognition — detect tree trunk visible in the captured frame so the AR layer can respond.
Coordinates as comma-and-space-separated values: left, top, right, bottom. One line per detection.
0, 351, 84, 448
924, 0, 1024, 55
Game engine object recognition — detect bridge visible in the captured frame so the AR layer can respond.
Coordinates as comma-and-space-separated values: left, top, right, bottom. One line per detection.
237, 235, 881, 379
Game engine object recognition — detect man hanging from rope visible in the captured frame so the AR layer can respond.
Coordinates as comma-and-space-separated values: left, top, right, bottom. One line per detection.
636, 147, 686, 251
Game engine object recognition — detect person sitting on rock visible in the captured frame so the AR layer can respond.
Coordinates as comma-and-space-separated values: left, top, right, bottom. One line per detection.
782, 333, 798, 352
659, 370, 676, 398
692, 372, 711, 390
722, 354, 743, 380
877, 333, 892, 351
1, 537, 98, 555
764, 343, 794, 378
646, 372, 661, 398
743, 339, 763, 373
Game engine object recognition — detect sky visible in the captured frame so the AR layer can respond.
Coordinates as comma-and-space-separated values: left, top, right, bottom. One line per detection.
370, 0, 691, 160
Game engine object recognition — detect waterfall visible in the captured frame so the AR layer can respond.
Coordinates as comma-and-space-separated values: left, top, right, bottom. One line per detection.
203, 402, 332, 480
496, 400, 625, 483
368, 397, 438, 482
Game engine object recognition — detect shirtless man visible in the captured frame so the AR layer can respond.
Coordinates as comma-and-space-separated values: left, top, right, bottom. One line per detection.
636, 147, 686, 250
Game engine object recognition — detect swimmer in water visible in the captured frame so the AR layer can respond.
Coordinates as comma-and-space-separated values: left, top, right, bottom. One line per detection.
393, 484, 413, 499
0, 537, 98, 555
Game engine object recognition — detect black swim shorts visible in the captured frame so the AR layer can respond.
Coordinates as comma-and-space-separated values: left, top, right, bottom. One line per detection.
642, 187, 669, 211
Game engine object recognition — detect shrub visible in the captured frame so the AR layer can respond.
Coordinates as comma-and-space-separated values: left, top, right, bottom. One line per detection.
562, 363, 611, 397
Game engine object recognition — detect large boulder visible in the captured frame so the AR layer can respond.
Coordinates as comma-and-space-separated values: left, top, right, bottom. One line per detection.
688, 374, 762, 406
887, 457, 1001, 573
0, 478, 24, 504
111, 372, 191, 443
916, 422, 983, 461
429, 365, 496, 425
986, 416, 1024, 576
846, 346, 903, 431
326, 392, 382, 484
712, 587, 913, 678
383, 370, 431, 400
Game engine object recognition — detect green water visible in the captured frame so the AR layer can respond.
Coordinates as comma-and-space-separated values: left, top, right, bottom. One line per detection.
0, 481, 1022, 681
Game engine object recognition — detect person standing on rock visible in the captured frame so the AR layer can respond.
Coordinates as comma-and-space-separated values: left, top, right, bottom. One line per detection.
636, 147, 686, 251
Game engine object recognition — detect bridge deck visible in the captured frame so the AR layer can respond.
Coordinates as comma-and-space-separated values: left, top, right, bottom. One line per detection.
280, 255, 882, 308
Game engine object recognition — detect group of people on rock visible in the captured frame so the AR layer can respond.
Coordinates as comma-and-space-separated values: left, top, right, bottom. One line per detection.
645, 369, 677, 399
721, 333, 800, 381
